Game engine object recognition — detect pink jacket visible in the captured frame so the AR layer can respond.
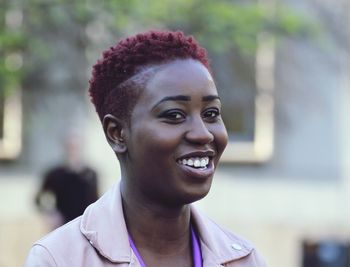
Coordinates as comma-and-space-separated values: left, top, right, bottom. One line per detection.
24, 183, 266, 266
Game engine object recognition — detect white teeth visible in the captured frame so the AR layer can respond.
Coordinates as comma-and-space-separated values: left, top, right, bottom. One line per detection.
178, 157, 210, 168
194, 159, 201, 167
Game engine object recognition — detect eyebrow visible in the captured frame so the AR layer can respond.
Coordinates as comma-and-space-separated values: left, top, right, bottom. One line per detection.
202, 95, 221, 102
152, 94, 221, 110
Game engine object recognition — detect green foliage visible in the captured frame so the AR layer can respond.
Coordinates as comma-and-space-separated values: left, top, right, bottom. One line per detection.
0, 3, 26, 96
0, 0, 312, 95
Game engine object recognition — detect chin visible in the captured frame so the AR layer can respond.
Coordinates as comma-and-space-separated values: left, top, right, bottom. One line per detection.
181, 183, 212, 204
186, 192, 209, 204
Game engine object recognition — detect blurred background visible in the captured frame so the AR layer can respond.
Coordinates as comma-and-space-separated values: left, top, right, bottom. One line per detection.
0, 0, 349, 266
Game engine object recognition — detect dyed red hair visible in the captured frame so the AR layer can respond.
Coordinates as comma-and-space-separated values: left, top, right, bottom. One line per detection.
89, 30, 210, 121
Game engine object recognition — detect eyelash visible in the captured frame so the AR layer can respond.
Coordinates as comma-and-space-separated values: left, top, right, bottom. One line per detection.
203, 108, 220, 119
159, 108, 220, 123
159, 109, 186, 122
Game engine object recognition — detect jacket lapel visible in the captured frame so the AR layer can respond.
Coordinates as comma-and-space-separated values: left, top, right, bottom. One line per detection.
190, 206, 253, 266
80, 182, 132, 264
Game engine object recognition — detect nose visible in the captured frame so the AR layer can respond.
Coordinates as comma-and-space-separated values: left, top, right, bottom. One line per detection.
185, 115, 214, 145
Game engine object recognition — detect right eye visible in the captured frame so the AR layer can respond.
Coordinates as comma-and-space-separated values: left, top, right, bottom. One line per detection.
159, 109, 186, 123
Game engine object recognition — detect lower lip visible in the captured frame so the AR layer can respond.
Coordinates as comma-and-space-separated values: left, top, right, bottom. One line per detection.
177, 161, 215, 180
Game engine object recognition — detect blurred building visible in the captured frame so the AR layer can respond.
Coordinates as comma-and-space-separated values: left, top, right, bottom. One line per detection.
198, 1, 350, 267
0, 0, 349, 267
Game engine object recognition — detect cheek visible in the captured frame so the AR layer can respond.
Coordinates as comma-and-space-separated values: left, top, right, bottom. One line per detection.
134, 124, 181, 156
212, 123, 228, 155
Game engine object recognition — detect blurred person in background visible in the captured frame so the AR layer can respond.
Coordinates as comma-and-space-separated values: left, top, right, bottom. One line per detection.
35, 131, 99, 229
25, 30, 266, 266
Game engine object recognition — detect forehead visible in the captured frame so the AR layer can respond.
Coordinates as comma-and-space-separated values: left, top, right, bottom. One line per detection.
143, 59, 216, 101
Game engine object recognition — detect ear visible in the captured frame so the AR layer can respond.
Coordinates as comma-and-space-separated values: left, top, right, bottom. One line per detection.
102, 114, 128, 154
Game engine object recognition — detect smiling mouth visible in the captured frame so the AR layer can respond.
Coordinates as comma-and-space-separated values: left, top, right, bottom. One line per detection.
177, 157, 210, 169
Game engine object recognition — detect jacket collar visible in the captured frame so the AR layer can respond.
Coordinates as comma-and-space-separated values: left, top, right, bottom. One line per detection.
80, 182, 131, 263
191, 207, 253, 266
80, 182, 253, 265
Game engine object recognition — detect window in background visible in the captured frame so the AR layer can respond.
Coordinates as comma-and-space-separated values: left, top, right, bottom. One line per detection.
0, 89, 22, 160
213, 34, 275, 163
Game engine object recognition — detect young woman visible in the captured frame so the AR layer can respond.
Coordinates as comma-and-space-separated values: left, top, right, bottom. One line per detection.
25, 30, 266, 267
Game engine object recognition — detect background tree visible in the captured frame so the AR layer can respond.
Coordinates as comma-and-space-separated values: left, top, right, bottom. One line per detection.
0, 0, 310, 96
0, 0, 312, 166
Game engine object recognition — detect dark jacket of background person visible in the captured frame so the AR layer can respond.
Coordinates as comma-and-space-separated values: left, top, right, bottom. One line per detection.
36, 165, 98, 224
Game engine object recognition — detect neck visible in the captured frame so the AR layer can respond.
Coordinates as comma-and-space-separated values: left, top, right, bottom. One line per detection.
121, 180, 192, 255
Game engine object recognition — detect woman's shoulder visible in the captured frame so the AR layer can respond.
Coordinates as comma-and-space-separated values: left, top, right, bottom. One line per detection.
191, 207, 267, 266
191, 206, 253, 247
24, 217, 94, 267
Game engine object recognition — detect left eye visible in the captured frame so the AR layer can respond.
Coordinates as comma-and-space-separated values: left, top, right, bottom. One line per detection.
158, 109, 186, 124
172, 113, 183, 119
203, 108, 220, 119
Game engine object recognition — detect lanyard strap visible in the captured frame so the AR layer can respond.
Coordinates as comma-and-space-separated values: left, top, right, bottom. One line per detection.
191, 225, 203, 267
128, 234, 147, 267
128, 225, 203, 267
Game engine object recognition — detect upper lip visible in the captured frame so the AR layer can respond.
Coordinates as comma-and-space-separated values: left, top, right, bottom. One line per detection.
177, 150, 216, 160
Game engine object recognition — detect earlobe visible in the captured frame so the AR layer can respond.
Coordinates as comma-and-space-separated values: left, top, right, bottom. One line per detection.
103, 114, 127, 154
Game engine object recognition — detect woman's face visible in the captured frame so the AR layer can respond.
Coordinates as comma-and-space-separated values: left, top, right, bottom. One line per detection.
124, 59, 228, 206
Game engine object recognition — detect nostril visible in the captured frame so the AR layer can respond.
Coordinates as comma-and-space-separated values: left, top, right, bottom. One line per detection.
185, 125, 213, 144
185, 129, 214, 144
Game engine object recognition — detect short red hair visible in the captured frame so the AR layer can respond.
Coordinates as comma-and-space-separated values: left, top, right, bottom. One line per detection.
89, 30, 210, 122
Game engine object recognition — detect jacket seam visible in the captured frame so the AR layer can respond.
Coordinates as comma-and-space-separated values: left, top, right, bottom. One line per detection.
34, 244, 58, 267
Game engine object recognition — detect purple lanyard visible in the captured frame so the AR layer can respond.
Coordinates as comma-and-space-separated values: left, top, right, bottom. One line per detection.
191, 225, 203, 267
129, 234, 147, 267
128, 225, 203, 267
